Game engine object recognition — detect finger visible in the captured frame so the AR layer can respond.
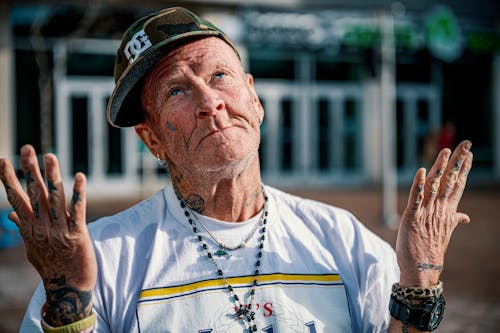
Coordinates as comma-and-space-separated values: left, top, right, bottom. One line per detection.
43, 153, 68, 228
449, 150, 473, 210
422, 148, 451, 206
7, 211, 21, 226
20, 145, 51, 227
0, 158, 32, 227
404, 167, 426, 215
68, 172, 87, 232
456, 212, 471, 224
438, 140, 472, 201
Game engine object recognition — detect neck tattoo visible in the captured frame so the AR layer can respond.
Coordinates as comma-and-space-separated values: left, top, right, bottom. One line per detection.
176, 187, 269, 332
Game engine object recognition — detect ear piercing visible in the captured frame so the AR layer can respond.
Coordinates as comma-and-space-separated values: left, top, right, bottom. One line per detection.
156, 153, 167, 166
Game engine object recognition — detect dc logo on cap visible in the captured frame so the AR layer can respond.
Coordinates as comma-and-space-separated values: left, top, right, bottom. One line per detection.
124, 29, 152, 63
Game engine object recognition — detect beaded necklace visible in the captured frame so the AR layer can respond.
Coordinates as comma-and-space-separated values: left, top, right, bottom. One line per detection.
176, 189, 268, 332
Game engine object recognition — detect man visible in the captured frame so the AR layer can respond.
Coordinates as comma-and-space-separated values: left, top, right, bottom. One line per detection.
0, 7, 473, 333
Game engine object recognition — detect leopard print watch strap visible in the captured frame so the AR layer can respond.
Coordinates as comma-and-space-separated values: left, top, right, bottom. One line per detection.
392, 280, 443, 300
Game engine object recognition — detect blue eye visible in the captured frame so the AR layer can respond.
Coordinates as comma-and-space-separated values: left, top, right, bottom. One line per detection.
214, 72, 226, 79
169, 88, 181, 96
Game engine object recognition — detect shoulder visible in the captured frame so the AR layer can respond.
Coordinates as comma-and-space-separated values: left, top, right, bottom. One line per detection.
87, 189, 168, 243
265, 185, 359, 228
265, 184, 394, 254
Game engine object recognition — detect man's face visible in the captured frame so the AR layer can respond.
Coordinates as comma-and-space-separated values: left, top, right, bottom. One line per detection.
137, 37, 264, 177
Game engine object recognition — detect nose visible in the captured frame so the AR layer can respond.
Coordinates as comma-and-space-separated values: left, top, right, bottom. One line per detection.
195, 85, 225, 119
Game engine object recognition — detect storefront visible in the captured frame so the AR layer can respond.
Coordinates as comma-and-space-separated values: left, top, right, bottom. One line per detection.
3, 2, 499, 197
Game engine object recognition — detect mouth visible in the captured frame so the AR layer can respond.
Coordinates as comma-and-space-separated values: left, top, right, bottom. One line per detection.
198, 126, 234, 145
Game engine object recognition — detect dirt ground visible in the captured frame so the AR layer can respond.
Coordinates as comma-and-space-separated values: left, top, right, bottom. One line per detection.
0, 185, 498, 332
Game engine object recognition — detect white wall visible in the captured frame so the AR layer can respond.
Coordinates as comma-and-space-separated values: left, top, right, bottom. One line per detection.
0, 3, 13, 162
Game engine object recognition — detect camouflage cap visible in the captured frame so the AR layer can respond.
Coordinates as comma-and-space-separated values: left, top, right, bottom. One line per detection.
106, 7, 239, 127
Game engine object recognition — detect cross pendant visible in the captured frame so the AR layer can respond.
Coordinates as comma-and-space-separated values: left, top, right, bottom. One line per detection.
233, 307, 255, 323
234, 306, 249, 318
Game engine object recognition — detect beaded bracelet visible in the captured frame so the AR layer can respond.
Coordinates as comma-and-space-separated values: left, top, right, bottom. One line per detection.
392, 280, 443, 300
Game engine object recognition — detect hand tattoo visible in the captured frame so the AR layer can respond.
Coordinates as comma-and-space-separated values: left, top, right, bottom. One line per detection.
48, 180, 57, 193
71, 191, 81, 206
33, 202, 40, 219
25, 172, 34, 184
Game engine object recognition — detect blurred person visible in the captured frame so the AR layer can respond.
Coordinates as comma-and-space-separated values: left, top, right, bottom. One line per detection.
420, 127, 439, 169
0, 7, 473, 333
438, 121, 457, 150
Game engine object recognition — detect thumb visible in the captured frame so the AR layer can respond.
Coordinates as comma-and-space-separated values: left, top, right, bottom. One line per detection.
8, 211, 21, 227
456, 212, 471, 224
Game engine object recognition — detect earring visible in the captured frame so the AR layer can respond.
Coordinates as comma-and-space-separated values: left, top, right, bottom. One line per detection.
156, 153, 167, 166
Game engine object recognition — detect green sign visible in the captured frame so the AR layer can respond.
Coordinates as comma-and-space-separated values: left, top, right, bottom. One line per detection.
425, 6, 464, 62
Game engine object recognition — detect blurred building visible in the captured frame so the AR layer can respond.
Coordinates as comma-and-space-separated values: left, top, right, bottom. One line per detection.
0, 0, 499, 198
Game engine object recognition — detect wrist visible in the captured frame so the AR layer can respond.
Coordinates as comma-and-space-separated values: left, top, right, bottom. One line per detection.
41, 307, 96, 333
44, 287, 93, 326
399, 273, 440, 288
43, 301, 93, 327
399, 263, 442, 287
389, 281, 446, 332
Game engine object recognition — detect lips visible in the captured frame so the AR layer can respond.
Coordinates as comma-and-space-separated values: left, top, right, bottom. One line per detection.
198, 126, 233, 144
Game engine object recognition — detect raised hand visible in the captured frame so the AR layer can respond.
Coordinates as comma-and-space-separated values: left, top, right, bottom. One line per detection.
0, 145, 96, 326
396, 140, 473, 287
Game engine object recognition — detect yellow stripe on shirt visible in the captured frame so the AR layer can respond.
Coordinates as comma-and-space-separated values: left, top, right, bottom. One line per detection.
139, 273, 342, 301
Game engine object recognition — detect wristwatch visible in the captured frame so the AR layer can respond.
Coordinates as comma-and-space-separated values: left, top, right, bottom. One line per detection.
389, 294, 446, 331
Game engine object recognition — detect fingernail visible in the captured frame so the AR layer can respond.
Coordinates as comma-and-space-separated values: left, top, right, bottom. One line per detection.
21, 145, 31, 154
464, 140, 472, 151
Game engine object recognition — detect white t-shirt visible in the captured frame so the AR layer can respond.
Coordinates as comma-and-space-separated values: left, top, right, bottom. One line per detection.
20, 183, 399, 332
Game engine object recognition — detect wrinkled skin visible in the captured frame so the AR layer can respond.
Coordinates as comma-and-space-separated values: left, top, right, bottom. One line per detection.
0, 146, 96, 326
397, 140, 472, 286
135, 37, 265, 221
389, 140, 473, 332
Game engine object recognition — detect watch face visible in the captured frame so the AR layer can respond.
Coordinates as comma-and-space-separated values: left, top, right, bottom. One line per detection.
390, 294, 446, 331
429, 296, 446, 330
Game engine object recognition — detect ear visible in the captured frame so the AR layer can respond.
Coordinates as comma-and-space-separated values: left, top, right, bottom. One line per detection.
134, 123, 166, 160
246, 73, 264, 124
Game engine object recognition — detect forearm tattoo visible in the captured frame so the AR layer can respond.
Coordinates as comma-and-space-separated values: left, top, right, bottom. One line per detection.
43, 276, 93, 326
417, 262, 443, 272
